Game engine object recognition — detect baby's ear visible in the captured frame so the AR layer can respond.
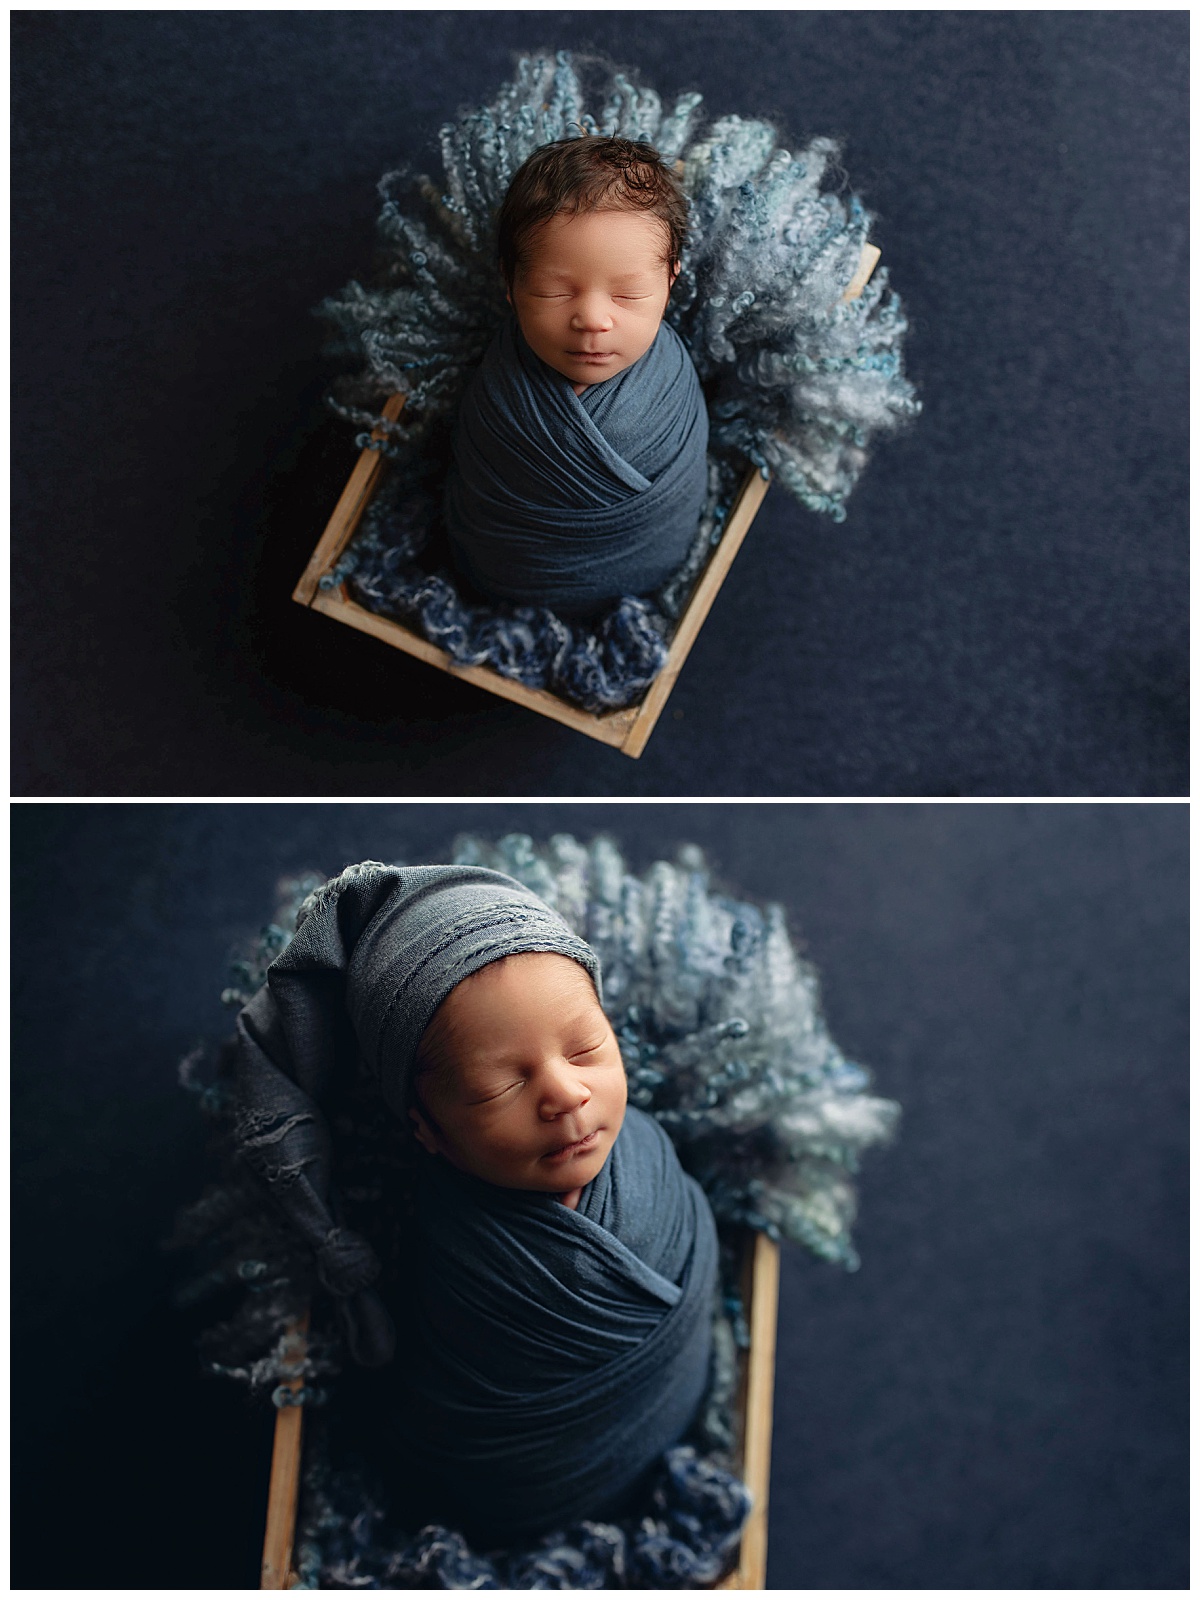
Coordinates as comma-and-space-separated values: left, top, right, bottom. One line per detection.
408, 1104, 442, 1157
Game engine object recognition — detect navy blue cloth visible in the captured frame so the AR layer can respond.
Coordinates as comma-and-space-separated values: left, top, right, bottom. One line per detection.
445, 314, 709, 616
396, 1106, 719, 1544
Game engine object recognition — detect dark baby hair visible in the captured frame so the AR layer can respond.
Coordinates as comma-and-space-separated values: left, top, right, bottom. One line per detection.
496, 134, 688, 287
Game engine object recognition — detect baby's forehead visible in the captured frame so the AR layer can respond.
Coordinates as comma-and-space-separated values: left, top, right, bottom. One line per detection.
525, 205, 668, 265
432, 956, 601, 1074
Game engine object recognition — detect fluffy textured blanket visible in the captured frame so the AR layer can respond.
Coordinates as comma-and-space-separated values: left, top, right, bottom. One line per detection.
445, 316, 709, 616
390, 1106, 718, 1545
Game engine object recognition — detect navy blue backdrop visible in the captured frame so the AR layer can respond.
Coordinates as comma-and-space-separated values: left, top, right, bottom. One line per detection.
11, 11, 1188, 796
11, 802, 1187, 1587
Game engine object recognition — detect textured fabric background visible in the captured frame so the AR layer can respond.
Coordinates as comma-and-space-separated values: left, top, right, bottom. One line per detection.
11, 11, 1187, 796
11, 802, 1186, 1586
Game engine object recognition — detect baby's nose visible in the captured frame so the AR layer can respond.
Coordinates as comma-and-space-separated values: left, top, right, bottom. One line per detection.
570, 295, 614, 331
539, 1061, 591, 1117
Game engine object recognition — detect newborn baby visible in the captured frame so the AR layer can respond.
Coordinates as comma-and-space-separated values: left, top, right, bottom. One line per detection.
444, 135, 710, 619
233, 862, 719, 1545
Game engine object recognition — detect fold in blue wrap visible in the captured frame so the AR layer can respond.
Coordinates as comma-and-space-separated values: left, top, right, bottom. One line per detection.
394, 1106, 719, 1544
444, 315, 709, 617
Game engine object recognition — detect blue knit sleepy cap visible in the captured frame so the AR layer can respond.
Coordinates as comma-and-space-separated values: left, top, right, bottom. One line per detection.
253, 859, 603, 1115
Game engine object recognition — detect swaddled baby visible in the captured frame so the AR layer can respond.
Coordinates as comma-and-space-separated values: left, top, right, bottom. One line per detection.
444, 136, 710, 618
233, 862, 719, 1546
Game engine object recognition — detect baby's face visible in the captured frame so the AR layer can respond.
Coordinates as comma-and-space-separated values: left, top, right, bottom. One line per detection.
509, 207, 677, 391
410, 951, 627, 1196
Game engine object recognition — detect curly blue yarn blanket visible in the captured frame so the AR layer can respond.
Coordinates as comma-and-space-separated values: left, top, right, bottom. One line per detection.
315, 51, 923, 713
173, 833, 902, 1587
446, 316, 709, 617
394, 1107, 718, 1545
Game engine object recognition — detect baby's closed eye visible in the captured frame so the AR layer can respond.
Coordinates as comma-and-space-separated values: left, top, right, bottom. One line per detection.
468, 1078, 524, 1104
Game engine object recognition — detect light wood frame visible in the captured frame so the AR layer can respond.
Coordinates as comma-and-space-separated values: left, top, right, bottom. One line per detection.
260, 1311, 311, 1590
292, 246, 879, 760
260, 1231, 781, 1590
713, 1230, 782, 1590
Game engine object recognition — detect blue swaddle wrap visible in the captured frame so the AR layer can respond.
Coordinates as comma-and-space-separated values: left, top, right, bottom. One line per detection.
402, 1105, 718, 1544
444, 314, 709, 616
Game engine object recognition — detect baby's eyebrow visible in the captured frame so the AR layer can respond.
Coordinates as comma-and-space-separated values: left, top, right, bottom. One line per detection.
530, 266, 657, 284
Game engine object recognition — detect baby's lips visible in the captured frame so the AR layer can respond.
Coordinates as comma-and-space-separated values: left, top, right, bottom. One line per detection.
543, 1127, 600, 1160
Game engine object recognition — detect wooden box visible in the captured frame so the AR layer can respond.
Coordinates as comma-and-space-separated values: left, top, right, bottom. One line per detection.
260, 1230, 781, 1591
292, 247, 879, 760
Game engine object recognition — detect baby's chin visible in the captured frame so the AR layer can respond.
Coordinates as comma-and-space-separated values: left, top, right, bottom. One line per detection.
447, 1106, 627, 1194
539, 1155, 607, 1193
